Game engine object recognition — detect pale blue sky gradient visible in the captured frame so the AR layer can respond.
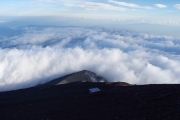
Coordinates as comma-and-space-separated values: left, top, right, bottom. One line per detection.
0, 0, 180, 37
1, 0, 180, 21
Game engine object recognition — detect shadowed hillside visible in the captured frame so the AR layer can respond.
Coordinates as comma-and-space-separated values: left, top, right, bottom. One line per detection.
0, 70, 179, 120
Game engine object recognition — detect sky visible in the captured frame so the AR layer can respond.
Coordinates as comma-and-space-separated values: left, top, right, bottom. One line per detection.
0, 0, 180, 24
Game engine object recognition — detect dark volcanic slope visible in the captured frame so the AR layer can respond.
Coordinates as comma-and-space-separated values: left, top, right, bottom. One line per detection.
0, 82, 180, 120
40, 70, 107, 87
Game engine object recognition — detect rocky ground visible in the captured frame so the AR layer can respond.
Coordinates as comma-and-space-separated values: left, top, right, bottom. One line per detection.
0, 81, 180, 120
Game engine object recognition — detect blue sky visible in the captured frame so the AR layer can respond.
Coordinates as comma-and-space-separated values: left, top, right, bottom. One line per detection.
0, 0, 180, 23
0, 0, 180, 36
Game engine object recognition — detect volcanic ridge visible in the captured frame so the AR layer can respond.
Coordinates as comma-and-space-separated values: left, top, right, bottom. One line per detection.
0, 70, 179, 120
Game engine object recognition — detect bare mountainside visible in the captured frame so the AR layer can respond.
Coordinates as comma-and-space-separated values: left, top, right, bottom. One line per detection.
40, 70, 108, 87
0, 70, 179, 120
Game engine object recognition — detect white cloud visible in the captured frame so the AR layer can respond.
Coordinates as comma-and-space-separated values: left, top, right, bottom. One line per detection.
35, 0, 126, 11
36, 0, 151, 11
108, 0, 152, 9
35, 0, 85, 7
36, 0, 82, 3
78, 2, 126, 11
0, 27, 180, 92
155, 4, 167, 8
174, 4, 180, 9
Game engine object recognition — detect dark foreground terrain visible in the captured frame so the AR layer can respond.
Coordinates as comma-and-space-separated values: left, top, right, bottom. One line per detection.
0, 71, 180, 120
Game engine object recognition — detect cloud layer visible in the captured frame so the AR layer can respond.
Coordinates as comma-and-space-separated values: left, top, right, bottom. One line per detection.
155, 4, 167, 8
109, 0, 152, 9
175, 4, 180, 9
0, 27, 180, 92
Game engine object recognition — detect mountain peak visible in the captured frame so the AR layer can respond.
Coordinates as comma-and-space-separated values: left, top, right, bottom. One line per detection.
40, 70, 107, 87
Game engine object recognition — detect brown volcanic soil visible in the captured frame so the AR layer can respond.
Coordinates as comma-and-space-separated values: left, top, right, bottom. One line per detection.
0, 82, 180, 120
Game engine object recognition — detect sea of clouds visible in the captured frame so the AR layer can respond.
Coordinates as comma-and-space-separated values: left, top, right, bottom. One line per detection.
0, 26, 180, 91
